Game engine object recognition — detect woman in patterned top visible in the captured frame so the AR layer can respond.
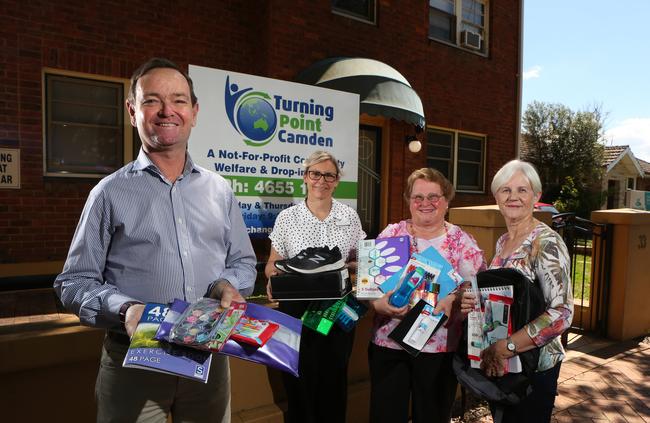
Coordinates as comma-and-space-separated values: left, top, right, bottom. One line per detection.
368, 168, 486, 423
264, 150, 365, 423
461, 159, 573, 423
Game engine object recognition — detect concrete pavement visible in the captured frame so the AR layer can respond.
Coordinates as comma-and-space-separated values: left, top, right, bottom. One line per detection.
453, 332, 650, 423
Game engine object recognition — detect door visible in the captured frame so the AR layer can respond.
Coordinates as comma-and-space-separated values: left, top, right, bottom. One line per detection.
357, 125, 382, 237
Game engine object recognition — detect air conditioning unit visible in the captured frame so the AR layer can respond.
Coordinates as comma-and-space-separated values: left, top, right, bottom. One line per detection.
461, 30, 482, 50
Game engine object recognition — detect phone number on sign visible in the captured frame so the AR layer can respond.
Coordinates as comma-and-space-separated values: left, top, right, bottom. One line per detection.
224, 176, 305, 197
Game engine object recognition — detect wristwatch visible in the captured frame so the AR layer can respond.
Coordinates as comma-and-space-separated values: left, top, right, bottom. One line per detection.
119, 301, 141, 324
506, 337, 517, 354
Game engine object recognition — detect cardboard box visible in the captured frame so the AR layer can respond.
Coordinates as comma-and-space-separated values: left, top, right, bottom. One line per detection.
270, 268, 351, 300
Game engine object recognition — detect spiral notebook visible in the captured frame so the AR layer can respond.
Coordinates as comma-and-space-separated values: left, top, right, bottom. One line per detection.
467, 285, 522, 373
356, 236, 411, 299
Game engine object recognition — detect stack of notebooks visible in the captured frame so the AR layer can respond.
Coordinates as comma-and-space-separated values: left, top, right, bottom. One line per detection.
466, 281, 522, 373
358, 240, 465, 356
123, 298, 302, 382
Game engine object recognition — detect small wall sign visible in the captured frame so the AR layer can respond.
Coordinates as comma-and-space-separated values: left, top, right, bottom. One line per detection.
0, 148, 20, 189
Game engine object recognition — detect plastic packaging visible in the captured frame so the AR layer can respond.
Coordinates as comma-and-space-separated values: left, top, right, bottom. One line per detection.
390, 267, 425, 307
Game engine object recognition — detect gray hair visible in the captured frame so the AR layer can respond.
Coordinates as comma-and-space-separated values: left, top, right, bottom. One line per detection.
303, 150, 342, 176
491, 159, 542, 195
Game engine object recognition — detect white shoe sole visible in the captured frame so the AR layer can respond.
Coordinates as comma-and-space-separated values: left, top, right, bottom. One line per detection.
285, 259, 345, 274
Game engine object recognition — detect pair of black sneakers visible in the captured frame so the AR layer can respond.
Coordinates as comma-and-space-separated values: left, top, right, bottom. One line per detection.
275, 246, 346, 274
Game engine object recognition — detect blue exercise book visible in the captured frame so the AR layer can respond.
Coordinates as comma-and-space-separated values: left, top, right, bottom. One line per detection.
379, 246, 462, 303
122, 302, 212, 383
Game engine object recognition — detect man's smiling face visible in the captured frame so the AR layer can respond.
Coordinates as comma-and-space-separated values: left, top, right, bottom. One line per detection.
128, 67, 198, 153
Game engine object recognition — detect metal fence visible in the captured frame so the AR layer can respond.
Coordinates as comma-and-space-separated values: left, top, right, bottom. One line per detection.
552, 213, 612, 335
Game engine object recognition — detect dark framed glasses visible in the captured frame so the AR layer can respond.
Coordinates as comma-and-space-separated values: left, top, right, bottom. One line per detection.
307, 170, 338, 182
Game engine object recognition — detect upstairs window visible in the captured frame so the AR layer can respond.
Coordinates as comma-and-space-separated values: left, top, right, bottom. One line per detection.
429, 0, 487, 54
332, 0, 376, 24
426, 127, 486, 192
43, 69, 133, 177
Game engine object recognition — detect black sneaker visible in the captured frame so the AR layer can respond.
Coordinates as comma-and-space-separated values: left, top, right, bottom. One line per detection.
274, 259, 294, 273
285, 246, 345, 274
274, 247, 321, 273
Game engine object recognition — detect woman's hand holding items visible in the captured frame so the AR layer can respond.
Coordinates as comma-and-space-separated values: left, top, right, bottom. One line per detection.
480, 340, 509, 377
460, 289, 478, 315
371, 290, 409, 318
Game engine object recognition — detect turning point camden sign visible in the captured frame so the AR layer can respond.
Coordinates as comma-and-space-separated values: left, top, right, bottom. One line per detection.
189, 65, 360, 238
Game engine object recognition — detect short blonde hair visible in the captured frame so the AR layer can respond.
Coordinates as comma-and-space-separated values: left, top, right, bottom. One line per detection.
404, 168, 455, 202
491, 159, 542, 195
303, 150, 342, 177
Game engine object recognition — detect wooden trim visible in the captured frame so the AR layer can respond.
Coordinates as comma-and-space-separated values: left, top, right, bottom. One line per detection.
0, 261, 64, 278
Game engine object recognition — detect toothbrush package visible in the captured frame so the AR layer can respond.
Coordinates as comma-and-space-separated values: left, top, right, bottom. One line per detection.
388, 299, 447, 356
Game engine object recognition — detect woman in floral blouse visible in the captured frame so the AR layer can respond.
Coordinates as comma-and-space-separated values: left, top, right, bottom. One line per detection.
368, 168, 486, 423
461, 159, 573, 423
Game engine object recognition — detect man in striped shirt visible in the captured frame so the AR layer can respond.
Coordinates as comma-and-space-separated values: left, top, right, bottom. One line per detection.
54, 58, 256, 423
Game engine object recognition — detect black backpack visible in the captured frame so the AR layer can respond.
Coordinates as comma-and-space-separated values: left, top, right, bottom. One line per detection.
453, 268, 546, 407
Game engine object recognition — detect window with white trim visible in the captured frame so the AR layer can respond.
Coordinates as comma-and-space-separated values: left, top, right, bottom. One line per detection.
332, 0, 376, 24
429, 0, 487, 54
426, 127, 486, 192
43, 69, 133, 177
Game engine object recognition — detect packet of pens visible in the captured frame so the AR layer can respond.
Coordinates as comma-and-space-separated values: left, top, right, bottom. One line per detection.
168, 297, 247, 352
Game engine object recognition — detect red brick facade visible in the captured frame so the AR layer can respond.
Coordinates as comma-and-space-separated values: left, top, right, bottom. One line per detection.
0, 1, 522, 269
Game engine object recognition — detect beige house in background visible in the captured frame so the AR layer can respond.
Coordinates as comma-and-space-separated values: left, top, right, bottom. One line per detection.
603, 145, 645, 209
636, 158, 650, 191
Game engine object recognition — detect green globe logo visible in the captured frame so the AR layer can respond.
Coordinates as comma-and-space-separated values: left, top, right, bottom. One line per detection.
224, 76, 278, 147
235, 94, 277, 146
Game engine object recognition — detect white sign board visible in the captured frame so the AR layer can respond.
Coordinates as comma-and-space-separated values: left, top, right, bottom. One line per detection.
626, 189, 650, 211
0, 148, 20, 189
188, 65, 360, 238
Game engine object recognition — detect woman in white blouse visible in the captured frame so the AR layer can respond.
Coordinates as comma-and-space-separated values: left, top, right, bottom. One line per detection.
265, 150, 366, 423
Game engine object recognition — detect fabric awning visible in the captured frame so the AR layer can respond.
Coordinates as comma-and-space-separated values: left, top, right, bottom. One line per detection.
296, 57, 425, 129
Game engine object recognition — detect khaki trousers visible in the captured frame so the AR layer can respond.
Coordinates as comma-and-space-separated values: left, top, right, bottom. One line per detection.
96, 334, 231, 423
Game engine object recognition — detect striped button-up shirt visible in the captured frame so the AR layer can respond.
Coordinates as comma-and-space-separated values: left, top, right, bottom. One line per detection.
54, 150, 257, 329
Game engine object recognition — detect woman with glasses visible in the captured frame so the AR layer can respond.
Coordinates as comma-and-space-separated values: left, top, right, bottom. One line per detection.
460, 160, 573, 423
265, 150, 365, 423
368, 168, 485, 423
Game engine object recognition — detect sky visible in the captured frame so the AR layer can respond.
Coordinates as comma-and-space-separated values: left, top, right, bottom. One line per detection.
522, 1, 650, 162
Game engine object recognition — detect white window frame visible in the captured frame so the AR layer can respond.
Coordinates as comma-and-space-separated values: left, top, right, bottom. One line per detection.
426, 126, 486, 193
428, 0, 488, 56
42, 68, 134, 178
331, 0, 377, 24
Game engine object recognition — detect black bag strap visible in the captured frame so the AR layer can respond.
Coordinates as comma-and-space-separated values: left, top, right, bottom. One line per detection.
493, 404, 504, 423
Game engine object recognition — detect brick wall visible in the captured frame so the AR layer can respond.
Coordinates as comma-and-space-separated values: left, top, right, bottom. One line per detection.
0, 0, 521, 267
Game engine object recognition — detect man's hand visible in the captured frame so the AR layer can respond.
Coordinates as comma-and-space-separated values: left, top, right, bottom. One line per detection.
124, 303, 145, 338
209, 279, 245, 308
